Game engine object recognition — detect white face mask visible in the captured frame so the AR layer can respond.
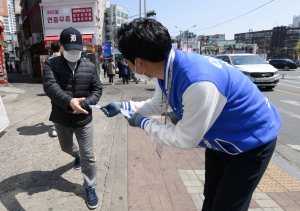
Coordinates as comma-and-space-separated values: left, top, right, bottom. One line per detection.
134, 59, 152, 81
63, 50, 82, 62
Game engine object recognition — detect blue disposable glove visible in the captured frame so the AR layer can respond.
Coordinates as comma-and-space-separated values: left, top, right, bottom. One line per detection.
127, 112, 150, 129
101, 102, 131, 117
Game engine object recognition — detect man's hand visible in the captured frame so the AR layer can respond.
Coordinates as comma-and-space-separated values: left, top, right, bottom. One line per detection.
69, 98, 88, 114
101, 102, 131, 117
127, 112, 150, 130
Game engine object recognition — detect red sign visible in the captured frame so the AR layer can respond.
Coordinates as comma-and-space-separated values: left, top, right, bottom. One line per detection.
83, 38, 92, 45
71, 7, 93, 23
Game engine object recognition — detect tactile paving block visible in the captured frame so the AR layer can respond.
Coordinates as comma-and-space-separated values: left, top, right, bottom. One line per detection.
258, 162, 300, 192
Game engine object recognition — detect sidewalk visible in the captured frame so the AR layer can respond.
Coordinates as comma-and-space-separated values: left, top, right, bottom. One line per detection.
101, 75, 300, 210
0, 72, 299, 210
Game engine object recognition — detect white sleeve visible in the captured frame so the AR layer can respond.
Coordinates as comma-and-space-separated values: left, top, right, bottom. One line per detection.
144, 81, 227, 150
129, 82, 167, 116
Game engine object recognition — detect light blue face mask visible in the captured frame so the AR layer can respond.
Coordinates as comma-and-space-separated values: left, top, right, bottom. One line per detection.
134, 59, 153, 81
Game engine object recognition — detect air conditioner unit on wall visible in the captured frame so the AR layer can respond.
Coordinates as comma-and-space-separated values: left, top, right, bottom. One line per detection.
32, 33, 42, 44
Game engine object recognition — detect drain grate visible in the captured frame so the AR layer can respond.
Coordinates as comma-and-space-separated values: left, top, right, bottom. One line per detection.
0, 91, 17, 96
258, 162, 300, 192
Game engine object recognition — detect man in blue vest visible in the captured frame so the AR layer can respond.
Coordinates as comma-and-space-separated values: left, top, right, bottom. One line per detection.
100, 18, 282, 211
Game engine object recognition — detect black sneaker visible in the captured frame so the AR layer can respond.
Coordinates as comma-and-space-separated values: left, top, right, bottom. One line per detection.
74, 157, 81, 170
85, 187, 98, 209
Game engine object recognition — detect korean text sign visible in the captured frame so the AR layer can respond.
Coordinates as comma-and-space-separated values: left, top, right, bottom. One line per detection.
43, 4, 96, 28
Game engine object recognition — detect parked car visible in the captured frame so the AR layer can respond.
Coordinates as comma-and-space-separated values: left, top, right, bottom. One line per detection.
268, 59, 298, 71
215, 54, 279, 89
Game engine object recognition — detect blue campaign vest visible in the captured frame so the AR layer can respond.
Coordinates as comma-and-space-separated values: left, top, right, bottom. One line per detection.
158, 50, 282, 155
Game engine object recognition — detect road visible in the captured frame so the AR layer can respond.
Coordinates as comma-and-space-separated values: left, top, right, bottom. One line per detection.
262, 67, 300, 175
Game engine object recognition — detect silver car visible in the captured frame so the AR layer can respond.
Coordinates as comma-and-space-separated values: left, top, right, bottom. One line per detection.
215, 54, 280, 89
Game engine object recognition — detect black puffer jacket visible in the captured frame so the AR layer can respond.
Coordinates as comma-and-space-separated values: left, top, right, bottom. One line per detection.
43, 56, 102, 128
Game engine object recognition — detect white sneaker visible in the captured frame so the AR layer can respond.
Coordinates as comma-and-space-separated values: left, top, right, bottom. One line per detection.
52, 130, 57, 137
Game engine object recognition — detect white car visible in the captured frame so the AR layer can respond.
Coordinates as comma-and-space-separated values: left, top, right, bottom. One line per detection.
215, 54, 280, 89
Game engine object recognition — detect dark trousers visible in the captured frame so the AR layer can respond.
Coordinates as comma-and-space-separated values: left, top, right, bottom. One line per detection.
103, 70, 107, 77
122, 76, 128, 84
108, 74, 114, 83
202, 138, 276, 211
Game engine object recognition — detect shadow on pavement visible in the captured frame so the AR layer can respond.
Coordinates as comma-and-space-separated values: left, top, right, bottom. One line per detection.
17, 122, 54, 136
0, 162, 85, 210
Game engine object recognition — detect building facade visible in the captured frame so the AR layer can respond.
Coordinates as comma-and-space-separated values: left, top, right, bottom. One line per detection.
2, 0, 17, 34
235, 26, 300, 59
292, 15, 300, 28
104, 4, 128, 42
15, 0, 107, 78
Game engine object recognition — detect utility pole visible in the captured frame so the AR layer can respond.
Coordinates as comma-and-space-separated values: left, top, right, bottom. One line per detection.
187, 30, 189, 52
139, 0, 142, 19
144, 0, 146, 18
178, 31, 181, 49
284, 39, 287, 58
110, 5, 115, 61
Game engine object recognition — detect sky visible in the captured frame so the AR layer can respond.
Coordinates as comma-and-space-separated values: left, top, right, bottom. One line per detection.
111, 0, 300, 40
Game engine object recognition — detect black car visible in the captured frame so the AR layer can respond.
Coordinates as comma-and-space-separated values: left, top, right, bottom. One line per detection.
268, 59, 298, 71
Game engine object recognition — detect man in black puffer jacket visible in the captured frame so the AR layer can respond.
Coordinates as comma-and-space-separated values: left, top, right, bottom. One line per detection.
43, 27, 102, 209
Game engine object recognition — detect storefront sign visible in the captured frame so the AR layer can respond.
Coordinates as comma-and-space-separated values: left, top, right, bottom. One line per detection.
42, 3, 96, 28
71, 7, 93, 23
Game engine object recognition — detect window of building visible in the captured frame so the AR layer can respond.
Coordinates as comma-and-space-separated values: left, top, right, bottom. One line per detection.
117, 10, 120, 16
106, 35, 110, 40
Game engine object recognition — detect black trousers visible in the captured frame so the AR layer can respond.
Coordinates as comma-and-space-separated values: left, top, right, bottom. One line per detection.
202, 138, 276, 211
122, 76, 128, 84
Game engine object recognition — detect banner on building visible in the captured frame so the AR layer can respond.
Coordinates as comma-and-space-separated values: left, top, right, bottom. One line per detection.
102, 42, 111, 58
0, 96, 9, 133
42, 3, 96, 28
0, 0, 8, 17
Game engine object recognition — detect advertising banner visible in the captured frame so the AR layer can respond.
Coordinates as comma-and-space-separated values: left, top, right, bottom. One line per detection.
102, 42, 111, 58
0, 0, 8, 17
42, 3, 96, 29
0, 96, 9, 133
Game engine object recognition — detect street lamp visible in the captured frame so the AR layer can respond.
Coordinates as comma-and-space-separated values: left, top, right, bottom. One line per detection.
175, 25, 196, 52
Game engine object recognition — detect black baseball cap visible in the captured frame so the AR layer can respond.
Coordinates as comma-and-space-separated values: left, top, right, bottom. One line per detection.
60, 27, 83, 51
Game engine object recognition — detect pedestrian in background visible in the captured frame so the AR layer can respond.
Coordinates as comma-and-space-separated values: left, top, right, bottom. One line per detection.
9, 63, 13, 73
108, 57, 115, 85
118, 59, 129, 84
43, 27, 102, 209
101, 60, 108, 77
15, 62, 20, 73
47, 41, 61, 137
5, 61, 9, 73
100, 18, 282, 211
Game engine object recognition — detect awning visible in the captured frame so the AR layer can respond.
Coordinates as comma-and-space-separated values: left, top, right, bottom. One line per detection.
82, 34, 93, 45
44, 36, 60, 47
